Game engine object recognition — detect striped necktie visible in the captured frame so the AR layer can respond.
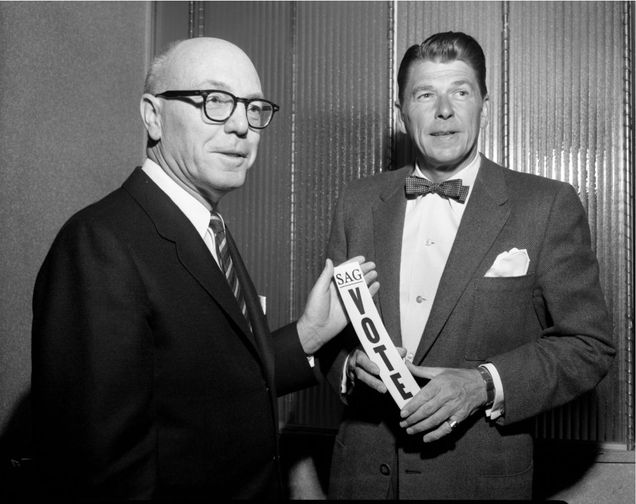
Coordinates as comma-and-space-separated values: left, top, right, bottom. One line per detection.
209, 211, 248, 321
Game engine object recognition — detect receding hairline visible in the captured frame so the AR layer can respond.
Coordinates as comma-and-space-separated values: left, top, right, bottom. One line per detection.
143, 37, 255, 95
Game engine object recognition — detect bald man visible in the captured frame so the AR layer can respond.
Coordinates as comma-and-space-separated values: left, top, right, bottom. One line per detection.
32, 38, 376, 500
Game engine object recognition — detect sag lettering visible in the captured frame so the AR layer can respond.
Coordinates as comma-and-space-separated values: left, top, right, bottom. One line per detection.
335, 269, 363, 286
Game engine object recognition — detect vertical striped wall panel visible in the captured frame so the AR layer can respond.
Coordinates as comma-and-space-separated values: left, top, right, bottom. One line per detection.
291, 0, 391, 297
286, 0, 392, 427
507, 1, 629, 443
152, 1, 633, 444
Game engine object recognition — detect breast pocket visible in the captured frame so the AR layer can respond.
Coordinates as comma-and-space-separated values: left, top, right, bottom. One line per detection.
464, 274, 538, 361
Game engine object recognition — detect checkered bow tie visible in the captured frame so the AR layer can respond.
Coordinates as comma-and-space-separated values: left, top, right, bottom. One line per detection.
404, 176, 469, 203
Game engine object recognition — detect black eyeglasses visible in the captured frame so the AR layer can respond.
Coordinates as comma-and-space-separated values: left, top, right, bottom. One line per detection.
155, 89, 279, 129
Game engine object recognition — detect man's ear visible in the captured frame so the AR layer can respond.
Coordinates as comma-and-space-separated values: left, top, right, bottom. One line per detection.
394, 101, 407, 134
140, 94, 162, 142
480, 95, 490, 129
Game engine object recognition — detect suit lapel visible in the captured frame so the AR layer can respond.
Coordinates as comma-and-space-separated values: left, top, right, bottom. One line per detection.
123, 168, 260, 354
373, 167, 411, 345
413, 157, 511, 363
226, 229, 274, 384
173, 229, 254, 342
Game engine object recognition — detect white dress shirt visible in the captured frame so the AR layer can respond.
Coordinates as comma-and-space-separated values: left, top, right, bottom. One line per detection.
399, 156, 479, 359
341, 153, 504, 419
141, 158, 222, 267
399, 154, 503, 419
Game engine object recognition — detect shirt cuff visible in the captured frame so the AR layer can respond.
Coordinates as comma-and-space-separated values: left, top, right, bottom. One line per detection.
481, 362, 504, 420
339, 354, 351, 394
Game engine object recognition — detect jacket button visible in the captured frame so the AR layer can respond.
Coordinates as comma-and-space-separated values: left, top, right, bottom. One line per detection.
380, 464, 391, 475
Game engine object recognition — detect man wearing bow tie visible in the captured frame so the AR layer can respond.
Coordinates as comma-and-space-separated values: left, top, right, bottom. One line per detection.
320, 31, 614, 500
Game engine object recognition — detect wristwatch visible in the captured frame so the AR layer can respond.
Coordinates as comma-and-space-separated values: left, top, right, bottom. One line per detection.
477, 365, 495, 408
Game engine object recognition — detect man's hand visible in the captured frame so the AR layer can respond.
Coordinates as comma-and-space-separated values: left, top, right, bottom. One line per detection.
345, 346, 408, 396
399, 364, 488, 443
297, 256, 378, 355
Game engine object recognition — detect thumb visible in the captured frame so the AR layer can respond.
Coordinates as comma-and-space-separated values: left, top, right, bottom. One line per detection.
314, 258, 334, 292
405, 363, 446, 379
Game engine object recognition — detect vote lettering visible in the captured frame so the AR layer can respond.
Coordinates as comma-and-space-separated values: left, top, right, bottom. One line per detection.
348, 288, 414, 401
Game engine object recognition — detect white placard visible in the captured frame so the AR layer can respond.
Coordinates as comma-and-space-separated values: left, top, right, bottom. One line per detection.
333, 262, 420, 408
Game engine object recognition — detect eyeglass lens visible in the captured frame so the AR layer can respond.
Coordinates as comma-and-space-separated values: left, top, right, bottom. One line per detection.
205, 91, 275, 128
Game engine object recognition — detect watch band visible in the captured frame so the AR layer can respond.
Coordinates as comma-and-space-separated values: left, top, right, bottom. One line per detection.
478, 365, 495, 407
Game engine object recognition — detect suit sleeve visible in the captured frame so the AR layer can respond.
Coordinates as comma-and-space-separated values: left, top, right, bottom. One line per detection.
489, 183, 615, 424
32, 217, 155, 498
318, 188, 361, 397
271, 322, 318, 396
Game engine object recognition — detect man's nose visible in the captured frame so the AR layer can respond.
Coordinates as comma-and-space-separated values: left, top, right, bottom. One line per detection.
435, 95, 453, 119
224, 102, 250, 136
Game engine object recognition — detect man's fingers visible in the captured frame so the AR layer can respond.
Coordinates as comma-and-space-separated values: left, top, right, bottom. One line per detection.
402, 401, 450, 431
367, 281, 380, 297
406, 362, 446, 379
339, 255, 366, 266
354, 368, 388, 394
400, 383, 439, 419
314, 258, 334, 291
351, 350, 381, 375
362, 264, 379, 297
421, 421, 457, 443
359, 260, 376, 275
348, 349, 387, 394
362, 268, 378, 283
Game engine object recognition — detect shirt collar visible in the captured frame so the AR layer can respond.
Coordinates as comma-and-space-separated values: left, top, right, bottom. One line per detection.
141, 158, 211, 240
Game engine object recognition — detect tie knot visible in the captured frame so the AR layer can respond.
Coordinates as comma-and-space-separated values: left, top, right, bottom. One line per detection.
404, 176, 469, 203
209, 211, 225, 234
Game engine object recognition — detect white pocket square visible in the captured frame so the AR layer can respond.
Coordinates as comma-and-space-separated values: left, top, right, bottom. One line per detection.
485, 248, 530, 277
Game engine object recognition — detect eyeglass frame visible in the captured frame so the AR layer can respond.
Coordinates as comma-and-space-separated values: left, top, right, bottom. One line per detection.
154, 89, 280, 129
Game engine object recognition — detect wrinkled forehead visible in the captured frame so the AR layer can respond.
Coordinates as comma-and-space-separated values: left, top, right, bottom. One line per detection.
408, 58, 479, 86
165, 41, 263, 96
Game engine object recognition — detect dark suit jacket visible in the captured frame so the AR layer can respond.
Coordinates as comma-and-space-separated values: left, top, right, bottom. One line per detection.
32, 167, 317, 500
321, 156, 614, 500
